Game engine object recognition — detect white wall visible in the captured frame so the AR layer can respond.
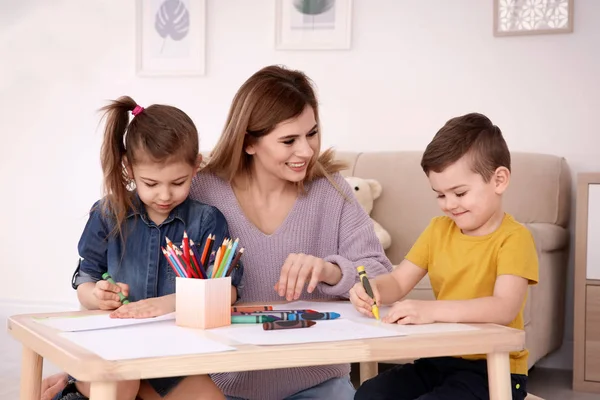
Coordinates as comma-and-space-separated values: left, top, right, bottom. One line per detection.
1, 0, 599, 369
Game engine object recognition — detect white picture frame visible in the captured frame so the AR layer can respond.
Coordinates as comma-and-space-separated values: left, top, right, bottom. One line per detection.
275, 0, 353, 50
493, 0, 574, 37
136, 0, 206, 77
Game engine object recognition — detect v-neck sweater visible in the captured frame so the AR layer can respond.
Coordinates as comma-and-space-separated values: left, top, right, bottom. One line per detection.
190, 171, 393, 400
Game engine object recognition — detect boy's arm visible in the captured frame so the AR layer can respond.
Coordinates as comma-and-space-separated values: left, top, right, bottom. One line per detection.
429, 275, 529, 325
374, 259, 428, 305
373, 217, 433, 305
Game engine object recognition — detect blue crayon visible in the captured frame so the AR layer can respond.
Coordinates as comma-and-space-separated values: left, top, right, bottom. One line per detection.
288, 312, 340, 321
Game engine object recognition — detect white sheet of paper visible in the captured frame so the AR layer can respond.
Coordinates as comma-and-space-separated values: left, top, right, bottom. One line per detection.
212, 319, 403, 346
34, 312, 176, 332
59, 320, 235, 360
272, 301, 480, 335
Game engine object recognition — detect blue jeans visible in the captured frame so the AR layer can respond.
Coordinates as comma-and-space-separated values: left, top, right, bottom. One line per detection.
225, 376, 356, 400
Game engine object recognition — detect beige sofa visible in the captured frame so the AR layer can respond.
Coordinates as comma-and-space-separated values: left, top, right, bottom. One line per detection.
336, 151, 571, 369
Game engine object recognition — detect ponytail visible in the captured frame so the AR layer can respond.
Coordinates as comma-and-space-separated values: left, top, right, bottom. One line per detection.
98, 96, 138, 238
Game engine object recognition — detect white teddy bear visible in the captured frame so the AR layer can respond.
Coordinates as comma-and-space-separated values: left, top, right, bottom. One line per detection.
345, 176, 392, 250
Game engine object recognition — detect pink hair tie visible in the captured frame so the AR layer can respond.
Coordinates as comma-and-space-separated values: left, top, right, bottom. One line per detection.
132, 105, 144, 116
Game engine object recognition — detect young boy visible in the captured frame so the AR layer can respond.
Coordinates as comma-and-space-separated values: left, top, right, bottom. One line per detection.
350, 112, 538, 400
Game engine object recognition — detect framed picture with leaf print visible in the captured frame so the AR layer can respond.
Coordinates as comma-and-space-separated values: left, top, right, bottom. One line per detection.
136, 0, 206, 76
275, 0, 353, 50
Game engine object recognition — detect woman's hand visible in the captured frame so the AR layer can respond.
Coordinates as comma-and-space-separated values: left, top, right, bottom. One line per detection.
109, 295, 175, 319
274, 253, 342, 301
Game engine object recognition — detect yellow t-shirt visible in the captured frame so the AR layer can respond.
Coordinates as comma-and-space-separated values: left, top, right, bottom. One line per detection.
405, 213, 539, 375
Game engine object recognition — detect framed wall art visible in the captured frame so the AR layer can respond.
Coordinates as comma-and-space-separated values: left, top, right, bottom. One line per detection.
275, 0, 353, 50
494, 0, 574, 36
136, 0, 206, 76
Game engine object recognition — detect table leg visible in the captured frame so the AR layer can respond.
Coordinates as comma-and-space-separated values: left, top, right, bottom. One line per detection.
359, 362, 378, 384
89, 382, 118, 400
20, 346, 42, 400
487, 352, 511, 400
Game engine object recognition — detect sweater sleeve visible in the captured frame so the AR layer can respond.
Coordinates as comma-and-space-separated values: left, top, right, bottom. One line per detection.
319, 174, 394, 298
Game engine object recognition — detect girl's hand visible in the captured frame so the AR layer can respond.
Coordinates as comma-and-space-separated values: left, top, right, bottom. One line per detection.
274, 253, 342, 301
92, 280, 129, 310
110, 295, 175, 319
349, 280, 381, 318
383, 299, 435, 325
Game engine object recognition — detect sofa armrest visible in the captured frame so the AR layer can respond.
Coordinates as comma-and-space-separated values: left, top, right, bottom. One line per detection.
521, 222, 569, 367
524, 223, 569, 253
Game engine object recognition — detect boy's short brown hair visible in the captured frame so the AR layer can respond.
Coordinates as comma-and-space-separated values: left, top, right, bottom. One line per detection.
421, 112, 510, 182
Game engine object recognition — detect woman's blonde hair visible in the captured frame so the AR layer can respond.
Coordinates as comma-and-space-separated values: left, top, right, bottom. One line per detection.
202, 65, 347, 191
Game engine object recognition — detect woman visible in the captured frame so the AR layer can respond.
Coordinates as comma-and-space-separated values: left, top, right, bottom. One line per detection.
190, 65, 393, 400
41, 65, 392, 400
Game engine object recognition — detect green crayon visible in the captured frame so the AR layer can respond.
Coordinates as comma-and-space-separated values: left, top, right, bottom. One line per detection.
231, 315, 279, 324
102, 272, 130, 305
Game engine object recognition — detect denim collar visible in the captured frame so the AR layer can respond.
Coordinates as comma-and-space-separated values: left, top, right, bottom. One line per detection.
126, 193, 189, 227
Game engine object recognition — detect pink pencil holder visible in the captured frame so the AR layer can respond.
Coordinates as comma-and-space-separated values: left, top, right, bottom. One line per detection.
175, 276, 231, 329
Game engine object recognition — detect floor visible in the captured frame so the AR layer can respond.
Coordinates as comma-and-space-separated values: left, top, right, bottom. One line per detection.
1, 303, 597, 400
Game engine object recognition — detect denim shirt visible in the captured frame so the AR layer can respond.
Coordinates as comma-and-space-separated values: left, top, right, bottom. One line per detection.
72, 196, 243, 302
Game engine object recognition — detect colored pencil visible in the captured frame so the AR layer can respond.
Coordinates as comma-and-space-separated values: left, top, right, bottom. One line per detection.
200, 235, 212, 268
162, 233, 242, 280
189, 245, 205, 278
225, 248, 244, 277
162, 247, 180, 277
182, 231, 191, 276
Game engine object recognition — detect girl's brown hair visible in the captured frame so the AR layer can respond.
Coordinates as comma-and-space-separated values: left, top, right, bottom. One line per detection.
202, 65, 347, 191
99, 95, 198, 236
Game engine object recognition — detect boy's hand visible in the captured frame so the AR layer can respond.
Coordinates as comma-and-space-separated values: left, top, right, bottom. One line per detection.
109, 295, 175, 319
349, 281, 381, 318
383, 299, 435, 325
92, 280, 129, 310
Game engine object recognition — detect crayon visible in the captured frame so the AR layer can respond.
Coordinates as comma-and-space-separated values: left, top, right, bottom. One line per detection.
263, 320, 316, 330
101, 272, 130, 305
270, 309, 318, 314
288, 312, 340, 321
231, 315, 280, 324
232, 312, 294, 319
357, 265, 380, 320
235, 309, 316, 315
231, 305, 273, 312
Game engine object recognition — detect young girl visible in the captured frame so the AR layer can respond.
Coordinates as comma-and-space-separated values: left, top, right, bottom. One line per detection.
53, 96, 242, 400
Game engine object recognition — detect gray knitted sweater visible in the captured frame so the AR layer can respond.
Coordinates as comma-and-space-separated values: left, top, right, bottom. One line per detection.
190, 171, 393, 400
